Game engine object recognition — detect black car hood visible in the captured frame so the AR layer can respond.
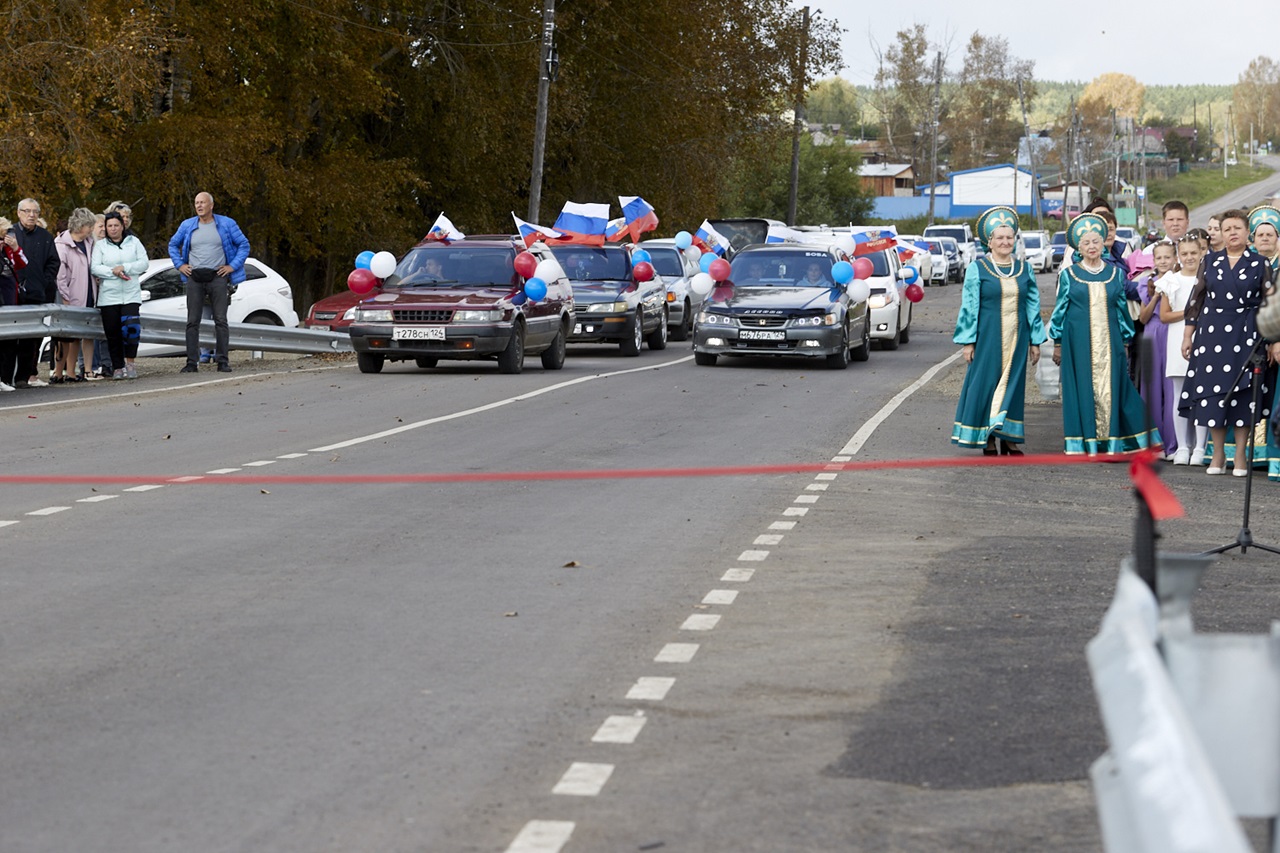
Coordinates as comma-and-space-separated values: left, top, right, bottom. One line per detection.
571, 281, 632, 301
707, 286, 843, 313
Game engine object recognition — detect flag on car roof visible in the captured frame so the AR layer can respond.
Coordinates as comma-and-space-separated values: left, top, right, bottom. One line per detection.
851, 230, 898, 257
424, 212, 465, 242
619, 196, 659, 242
605, 216, 629, 243
693, 220, 730, 256
511, 213, 563, 248
550, 201, 610, 246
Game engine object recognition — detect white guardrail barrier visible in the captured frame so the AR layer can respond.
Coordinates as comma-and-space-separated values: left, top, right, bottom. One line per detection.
1090, 553, 1280, 852
0, 305, 351, 355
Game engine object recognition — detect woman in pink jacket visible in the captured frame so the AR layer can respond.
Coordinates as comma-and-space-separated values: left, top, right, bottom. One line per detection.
52, 207, 97, 382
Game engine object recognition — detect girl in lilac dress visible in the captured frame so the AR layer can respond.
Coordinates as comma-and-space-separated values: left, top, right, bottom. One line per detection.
1135, 241, 1178, 454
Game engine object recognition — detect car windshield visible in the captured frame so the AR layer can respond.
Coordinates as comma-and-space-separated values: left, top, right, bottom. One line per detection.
1023, 235, 1042, 248
560, 248, 631, 281
393, 247, 515, 287
1051, 233, 1067, 245
927, 227, 966, 243
730, 250, 836, 287
646, 248, 684, 278
926, 240, 943, 253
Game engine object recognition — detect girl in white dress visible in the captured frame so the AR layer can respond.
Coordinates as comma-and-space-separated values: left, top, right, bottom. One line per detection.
1158, 234, 1208, 464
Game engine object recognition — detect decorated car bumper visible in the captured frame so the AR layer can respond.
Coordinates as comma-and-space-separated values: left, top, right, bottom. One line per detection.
692, 324, 845, 357
348, 322, 515, 357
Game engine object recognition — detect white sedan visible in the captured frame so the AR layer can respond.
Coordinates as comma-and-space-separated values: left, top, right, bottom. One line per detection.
135, 258, 301, 356
863, 248, 912, 350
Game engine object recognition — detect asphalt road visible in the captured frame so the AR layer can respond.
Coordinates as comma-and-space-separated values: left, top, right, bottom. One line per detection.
1188, 153, 1280, 226
3, 278, 1280, 853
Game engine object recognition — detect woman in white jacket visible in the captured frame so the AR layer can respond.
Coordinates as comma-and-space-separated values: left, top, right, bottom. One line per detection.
90, 211, 148, 379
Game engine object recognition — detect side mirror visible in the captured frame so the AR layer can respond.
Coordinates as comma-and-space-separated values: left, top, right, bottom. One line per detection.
896, 267, 912, 280
140, 290, 151, 302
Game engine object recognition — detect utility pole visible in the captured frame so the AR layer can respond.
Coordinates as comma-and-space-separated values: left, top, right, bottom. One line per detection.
786, 6, 810, 227
927, 51, 942, 225
1224, 104, 1231, 178
1017, 78, 1042, 231
527, 0, 556, 223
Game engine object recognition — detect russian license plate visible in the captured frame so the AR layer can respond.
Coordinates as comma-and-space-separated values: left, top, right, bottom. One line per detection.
393, 326, 445, 341
739, 329, 785, 341
312, 324, 330, 331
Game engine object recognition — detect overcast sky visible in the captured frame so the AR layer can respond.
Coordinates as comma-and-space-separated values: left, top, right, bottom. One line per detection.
814, 0, 1275, 88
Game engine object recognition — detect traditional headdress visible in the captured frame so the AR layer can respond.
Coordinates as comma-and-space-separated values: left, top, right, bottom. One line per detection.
1248, 205, 1280, 239
975, 206, 1020, 251
1066, 213, 1107, 251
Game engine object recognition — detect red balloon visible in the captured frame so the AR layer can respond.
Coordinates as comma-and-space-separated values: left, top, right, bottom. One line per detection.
633, 261, 655, 282
709, 258, 731, 282
905, 283, 925, 303
852, 257, 874, 280
348, 268, 378, 294
514, 251, 538, 279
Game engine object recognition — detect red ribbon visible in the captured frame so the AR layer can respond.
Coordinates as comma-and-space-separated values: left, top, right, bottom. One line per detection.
1128, 449, 1185, 520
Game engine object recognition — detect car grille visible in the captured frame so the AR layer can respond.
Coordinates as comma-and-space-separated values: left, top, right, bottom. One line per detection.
394, 309, 453, 323
314, 311, 338, 320
735, 315, 787, 328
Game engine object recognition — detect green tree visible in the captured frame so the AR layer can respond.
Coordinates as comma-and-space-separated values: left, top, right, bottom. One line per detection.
1234, 56, 1280, 147
944, 33, 1035, 170
720, 134, 873, 225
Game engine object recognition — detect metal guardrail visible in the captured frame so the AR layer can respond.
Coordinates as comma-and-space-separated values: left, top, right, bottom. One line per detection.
0, 304, 351, 355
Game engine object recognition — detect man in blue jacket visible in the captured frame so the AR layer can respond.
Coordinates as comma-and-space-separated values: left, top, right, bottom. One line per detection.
168, 192, 250, 373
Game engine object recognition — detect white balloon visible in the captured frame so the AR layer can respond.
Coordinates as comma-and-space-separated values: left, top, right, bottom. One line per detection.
689, 272, 715, 296
534, 258, 564, 283
370, 251, 397, 279
835, 236, 857, 257
683, 246, 701, 264
848, 280, 870, 303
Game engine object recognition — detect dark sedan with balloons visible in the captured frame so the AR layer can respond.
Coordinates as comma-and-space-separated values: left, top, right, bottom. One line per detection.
345, 237, 574, 374
560, 244, 669, 356
691, 244, 872, 369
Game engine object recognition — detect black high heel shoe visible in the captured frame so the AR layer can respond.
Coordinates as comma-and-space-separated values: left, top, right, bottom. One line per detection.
1000, 440, 1024, 456
983, 437, 998, 456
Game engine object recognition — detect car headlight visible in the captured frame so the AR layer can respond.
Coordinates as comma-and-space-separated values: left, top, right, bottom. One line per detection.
790, 315, 836, 327
453, 310, 499, 323
342, 306, 358, 321
867, 294, 890, 309
583, 301, 627, 313
697, 312, 734, 325
357, 308, 393, 322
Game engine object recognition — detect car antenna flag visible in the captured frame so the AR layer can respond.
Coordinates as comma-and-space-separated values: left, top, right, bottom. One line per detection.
549, 201, 610, 246
619, 196, 659, 242
512, 212, 563, 248
424, 212, 465, 242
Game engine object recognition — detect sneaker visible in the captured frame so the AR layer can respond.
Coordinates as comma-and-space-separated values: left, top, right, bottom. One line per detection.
180, 364, 198, 374
217, 363, 232, 373
1172, 448, 1191, 465
112, 369, 126, 380
1190, 446, 1207, 466
125, 364, 137, 380
27, 378, 48, 387
0, 381, 13, 392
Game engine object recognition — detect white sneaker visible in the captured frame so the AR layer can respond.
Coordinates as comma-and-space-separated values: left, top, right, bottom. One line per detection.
0, 381, 13, 392
1190, 446, 1207, 466
27, 377, 48, 387
1172, 448, 1191, 465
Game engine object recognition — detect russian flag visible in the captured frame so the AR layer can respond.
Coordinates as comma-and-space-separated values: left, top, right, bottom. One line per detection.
511, 212, 563, 248
424, 212, 465, 242
550, 201, 610, 246
605, 216, 629, 243
851, 230, 897, 257
693, 220, 730, 256
619, 196, 659, 242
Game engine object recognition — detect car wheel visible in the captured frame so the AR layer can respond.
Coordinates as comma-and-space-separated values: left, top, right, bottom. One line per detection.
646, 308, 668, 350
497, 321, 525, 374
826, 325, 851, 370
357, 352, 384, 374
414, 357, 437, 369
540, 318, 567, 370
899, 309, 911, 345
669, 301, 691, 342
851, 315, 871, 362
620, 309, 642, 357
879, 318, 900, 350
244, 313, 280, 326
694, 351, 717, 366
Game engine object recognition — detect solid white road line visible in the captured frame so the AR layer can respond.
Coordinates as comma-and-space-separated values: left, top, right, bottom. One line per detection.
840, 350, 962, 456
504, 820, 575, 853
552, 763, 614, 796
310, 355, 694, 452
702, 590, 738, 606
721, 568, 754, 582
681, 614, 721, 631
592, 715, 648, 744
654, 643, 699, 663
626, 677, 676, 701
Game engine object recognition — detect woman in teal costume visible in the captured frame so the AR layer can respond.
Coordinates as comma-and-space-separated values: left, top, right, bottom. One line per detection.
1249, 205, 1280, 480
1049, 213, 1160, 455
952, 206, 1046, 455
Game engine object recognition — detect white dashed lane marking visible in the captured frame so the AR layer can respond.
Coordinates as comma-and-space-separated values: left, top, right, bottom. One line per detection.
783, 506, 809, 516
504, 820, 575, 853
815, 472, 838, 481
277, 453, 308, 459
793, 494, 819, 504
702, 589, 738, 605
722, 568, 754, 582
626, 677, 676, 700
805, 483, 829, 491
769, 520, 796, 530
242, 460, 275, 467
206, 468, 242, 474
0, 520, 19, 529
592, 714, 648, 744
655, 643, 699, 663
681, 614, 721, 631
77, 495, 118, 503
753, 534, 783, 545
737, 550, 768, 561
552, 762, 614, 796
169, 475, 203, 483
27, 506, 70, 516
124, 485, 164, 492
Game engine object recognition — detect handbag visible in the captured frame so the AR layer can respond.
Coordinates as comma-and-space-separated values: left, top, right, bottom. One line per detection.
190, 267, 217, 283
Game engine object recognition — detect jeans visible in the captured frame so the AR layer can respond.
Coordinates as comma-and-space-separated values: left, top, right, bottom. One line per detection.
185, 275, 230, 367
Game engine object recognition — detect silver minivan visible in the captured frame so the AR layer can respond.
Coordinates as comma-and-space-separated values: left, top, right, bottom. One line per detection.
923, 224, 976, 271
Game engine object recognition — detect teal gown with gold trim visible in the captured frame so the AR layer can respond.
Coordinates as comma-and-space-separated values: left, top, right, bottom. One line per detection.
952, 257, 1046, 448
1049, 262, 1160, 455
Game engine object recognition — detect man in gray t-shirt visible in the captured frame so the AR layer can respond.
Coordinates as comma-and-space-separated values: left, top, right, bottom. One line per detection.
167, 192, 250, 372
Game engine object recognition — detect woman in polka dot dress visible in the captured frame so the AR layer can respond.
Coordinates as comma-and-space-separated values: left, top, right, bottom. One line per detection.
1179, 208, 1280, 476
